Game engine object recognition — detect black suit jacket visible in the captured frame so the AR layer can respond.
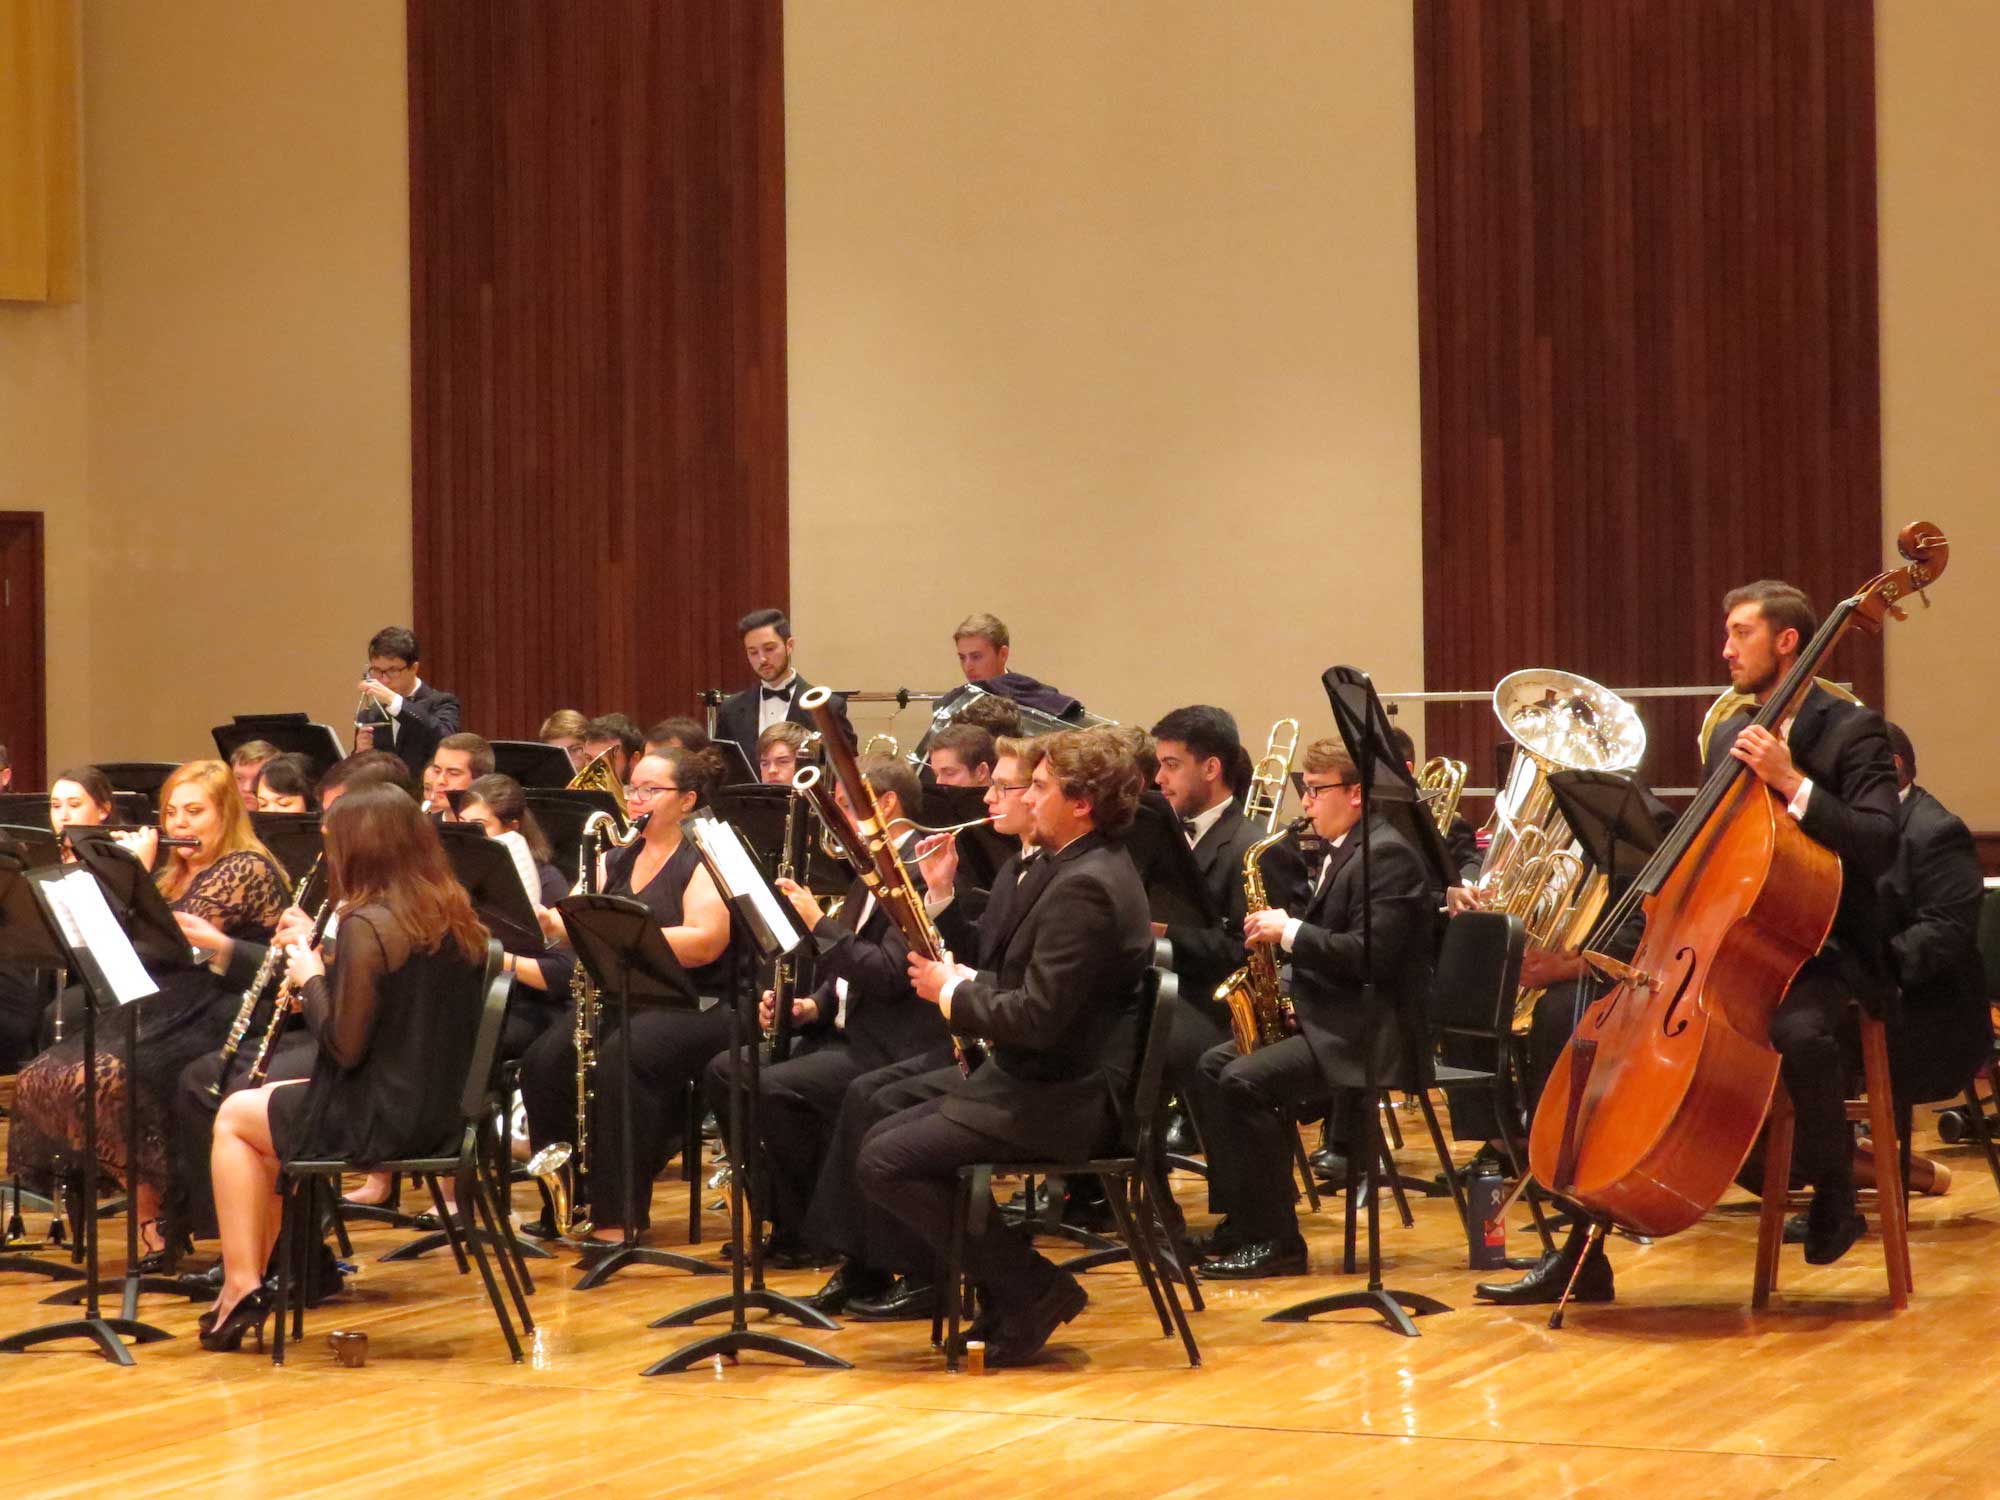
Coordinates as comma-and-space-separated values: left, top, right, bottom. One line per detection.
941, 831, 1153, 1154
359, 681, 461, 785
1287, 819, 1436, 1091
1702, 684, 1900, 1004
1167, 803, 1309, 1003
1878, 785, 1991, 1101
716, 677, 853, 772
799, 871, 950, 1071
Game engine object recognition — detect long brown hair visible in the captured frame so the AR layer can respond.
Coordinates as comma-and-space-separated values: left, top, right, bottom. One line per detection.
323, 784, 487, 962
157, 758, 277, 901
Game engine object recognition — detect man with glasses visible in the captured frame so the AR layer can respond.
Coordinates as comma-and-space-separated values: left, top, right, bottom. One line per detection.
796, 738, 1044, 1320
353, 625, 461, 786
1191, 738, 1435, 1278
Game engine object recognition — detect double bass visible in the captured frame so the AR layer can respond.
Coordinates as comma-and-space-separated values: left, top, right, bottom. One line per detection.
1527, 523, 1949, 1240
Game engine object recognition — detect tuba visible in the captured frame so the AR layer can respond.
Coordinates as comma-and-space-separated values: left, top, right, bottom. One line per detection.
1213, 817, 1308, 1053
1415, 755, 1468, 834
1241, 718, 1300, 834
1475, 669, 1646, 1030
1697, 677, 1861, 764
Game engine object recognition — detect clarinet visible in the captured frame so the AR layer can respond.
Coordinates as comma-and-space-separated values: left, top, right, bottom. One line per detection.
767, 782, 810, 1063
245, 897, 335, 1087
208, 854, 323, 1097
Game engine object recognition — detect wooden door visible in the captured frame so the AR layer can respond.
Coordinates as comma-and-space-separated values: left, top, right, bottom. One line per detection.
0, 512, 47, 790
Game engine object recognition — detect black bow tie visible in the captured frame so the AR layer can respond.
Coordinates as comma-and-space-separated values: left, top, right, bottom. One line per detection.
761, 684, 794, 702
1181, 818, 1199, 840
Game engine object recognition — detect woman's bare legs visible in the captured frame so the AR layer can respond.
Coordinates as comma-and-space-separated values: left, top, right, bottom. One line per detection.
210, 1081, 303, 1319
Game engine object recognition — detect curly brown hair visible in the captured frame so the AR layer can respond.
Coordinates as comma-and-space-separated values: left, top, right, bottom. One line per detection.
1038, 727, 1143, 838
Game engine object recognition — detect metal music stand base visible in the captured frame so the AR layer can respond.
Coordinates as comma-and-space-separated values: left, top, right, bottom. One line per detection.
42, 1273, 191, 1307
650, 1286, 840, 1332
574, 1241, 721, 1290
381, 1228, 554, 1263
641, 1326, 851, 1375
0, 1316, 170, 1367
0, 1255, 85, 1282
1265, 1287, 1450, 1339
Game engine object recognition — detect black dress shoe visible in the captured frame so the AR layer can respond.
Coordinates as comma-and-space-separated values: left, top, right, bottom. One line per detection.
805, 1260, 886, 1314
1186, 1216, 1244, 1259
517, 1214, 561, 1241
987, 1274, 1088, 1367
1783, 1212, 1808, 1245
845, 1275, 940, 1321
1196, 1235, 1309, 1280
177, 1264, 225, 1304
1474, 1238, 1613, 1305
1310, 1149, 1352, 1185
1803, 1185, 1865, 1266
1161, 1110, 1198, 1156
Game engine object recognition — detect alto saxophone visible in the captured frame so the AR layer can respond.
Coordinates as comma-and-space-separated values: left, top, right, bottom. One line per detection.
1213, 818, 1307, 1053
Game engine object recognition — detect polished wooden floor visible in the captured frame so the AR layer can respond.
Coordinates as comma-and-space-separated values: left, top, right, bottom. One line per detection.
1, 1106, 1995, 1500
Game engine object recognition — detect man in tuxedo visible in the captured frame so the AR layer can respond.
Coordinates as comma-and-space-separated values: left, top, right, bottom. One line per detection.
424, 732, 494, 814
943, 612, 1086, 721
1192, 737, 1436, 1278
353, 626, 460, 785
1479, 579, 1901, 1304
799, 738, 1042, 1317
714, 608, 853, 773
1150, 706, 1308, 1179
1877, 722, 1990, 1110
703, 758, 947, 1261
858, 727, 1153, 1364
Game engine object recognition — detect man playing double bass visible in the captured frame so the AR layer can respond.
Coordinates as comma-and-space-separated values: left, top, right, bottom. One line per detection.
1480, 579, 1900, 1304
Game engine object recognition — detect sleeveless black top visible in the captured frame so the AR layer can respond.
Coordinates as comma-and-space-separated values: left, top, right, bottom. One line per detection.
605, 835, 734, 997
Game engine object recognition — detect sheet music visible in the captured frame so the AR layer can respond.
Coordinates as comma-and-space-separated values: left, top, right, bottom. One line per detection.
493, 829, 544, 911
690, 814, 801, 954
48, 870, 160, 1005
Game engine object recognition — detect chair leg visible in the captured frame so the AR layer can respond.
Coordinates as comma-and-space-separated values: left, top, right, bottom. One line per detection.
943, 1172, 969, 1372
1415, 1090, 1469, 1228
1753, 1088, 1795, 1309
458, 1162, 525, 1362
1290, 1123, 1321, 1214
1859, 1021, 1911, 1307
1962, 1077, 2000, 1195
271, 1176, 294, 1367
1126, 1170, 1201, 1365
469, 1155, 535, 1334
1142, 1157, 1205, 1313
1101, 1173, 1170, 1335
1380, 1095, 1404, 1151
423, 1174, 471, 1273
1341, 1102, 1363, 1277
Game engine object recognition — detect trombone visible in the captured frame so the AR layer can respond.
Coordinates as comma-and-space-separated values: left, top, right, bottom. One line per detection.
1242, 718, 1300, 832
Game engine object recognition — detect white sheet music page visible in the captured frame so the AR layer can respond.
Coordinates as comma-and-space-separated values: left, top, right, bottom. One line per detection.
49, 870, 160, 1005
493, 829, 544, 911
692, 815, 800, 953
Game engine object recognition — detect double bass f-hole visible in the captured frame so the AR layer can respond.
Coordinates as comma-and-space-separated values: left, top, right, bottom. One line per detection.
1659, 946, 1698, 1038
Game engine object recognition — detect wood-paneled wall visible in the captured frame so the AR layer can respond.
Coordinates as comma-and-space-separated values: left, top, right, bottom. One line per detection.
1414, 0, 1885, 800
406, 0, 787, 739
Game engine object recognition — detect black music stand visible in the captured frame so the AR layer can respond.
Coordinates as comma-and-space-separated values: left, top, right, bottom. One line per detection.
0, 849, 85, 1282
0, 823, 62, 870
250, 812, 324, 885
212, 716, 345, 783
491, 740, 577, 790
712, 783, 848, 897
1129, 790, 1220, 931
643, 811, 847, 1374
0, 864, 173, 1363
1266, 665, 1453, 1339
36, 837, 209, 1310
557, 894, 724, 1290
523, 788, 623, 888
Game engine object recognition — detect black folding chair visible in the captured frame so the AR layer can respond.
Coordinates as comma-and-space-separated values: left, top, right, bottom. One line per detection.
937, 968, 1200, 1371
272, 941, 538, 1363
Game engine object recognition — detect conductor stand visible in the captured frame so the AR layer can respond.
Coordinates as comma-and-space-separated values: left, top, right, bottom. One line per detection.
1267, 666, 1453, 1339
643, 812, 847, 1374
557, 894, 725, 1291
0, 861, 171, 1363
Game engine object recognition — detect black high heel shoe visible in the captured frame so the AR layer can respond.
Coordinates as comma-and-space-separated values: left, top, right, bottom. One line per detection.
198, 1286, 273, 1352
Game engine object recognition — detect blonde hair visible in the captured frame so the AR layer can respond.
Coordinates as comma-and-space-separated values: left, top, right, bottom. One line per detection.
156, 759, 277, 900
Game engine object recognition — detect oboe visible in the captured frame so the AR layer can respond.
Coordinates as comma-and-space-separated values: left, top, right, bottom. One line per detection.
209, 854, 323, 1097
246, 897, 335, 1087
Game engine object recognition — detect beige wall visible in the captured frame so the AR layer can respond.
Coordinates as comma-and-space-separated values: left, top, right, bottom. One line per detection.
73, 0, 410, 765
785, 1, 1424, 758
1878, 2, 2000, 830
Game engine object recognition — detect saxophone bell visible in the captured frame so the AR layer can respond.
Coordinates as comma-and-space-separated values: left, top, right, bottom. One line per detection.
524, 1142, 591, 1241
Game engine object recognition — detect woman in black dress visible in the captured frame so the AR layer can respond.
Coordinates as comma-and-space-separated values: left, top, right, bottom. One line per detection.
518, 745, 735, 1241
7, 758, 288, 1259
202, 783, 489, 1349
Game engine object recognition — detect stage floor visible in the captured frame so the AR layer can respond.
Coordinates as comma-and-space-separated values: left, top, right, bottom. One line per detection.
0, 1107, 1992, 1500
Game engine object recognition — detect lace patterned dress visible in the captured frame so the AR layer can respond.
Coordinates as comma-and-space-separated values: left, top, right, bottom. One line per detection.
5, 850, 289, 1207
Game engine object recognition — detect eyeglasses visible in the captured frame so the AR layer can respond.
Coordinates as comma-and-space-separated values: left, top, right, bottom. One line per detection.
1299, 779, 1357, 801
366, 663, 411, 681
627, 783, 682, 802
987, 781, 1032, 797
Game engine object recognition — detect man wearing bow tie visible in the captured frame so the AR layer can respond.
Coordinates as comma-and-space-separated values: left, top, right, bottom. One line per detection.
715, 607, 854, 774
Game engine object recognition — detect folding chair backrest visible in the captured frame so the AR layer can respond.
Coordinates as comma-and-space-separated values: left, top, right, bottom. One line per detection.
1978, 888, 2000, 1004
1428, 911, 1527, 1035
1123, 967, 1175, 1159
458, 939, 511, 1123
